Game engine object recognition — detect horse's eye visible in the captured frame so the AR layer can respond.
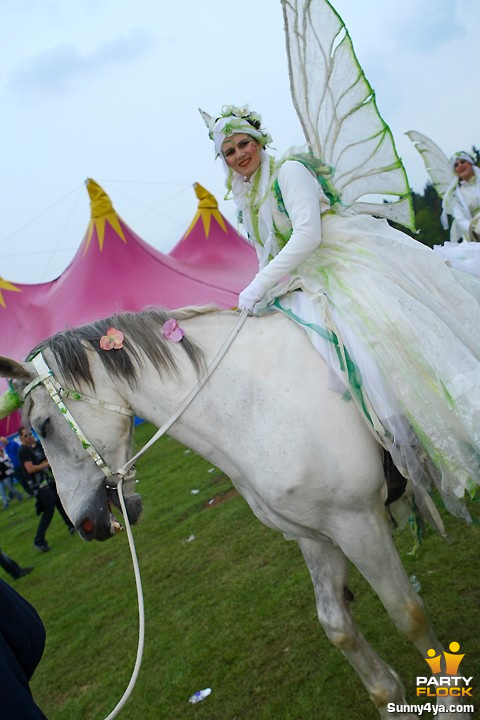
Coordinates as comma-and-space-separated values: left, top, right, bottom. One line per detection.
39, 418, 50, 439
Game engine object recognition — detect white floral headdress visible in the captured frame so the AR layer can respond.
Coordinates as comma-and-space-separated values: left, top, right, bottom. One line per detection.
199, 105, 272, 157
449, 151, 476, 170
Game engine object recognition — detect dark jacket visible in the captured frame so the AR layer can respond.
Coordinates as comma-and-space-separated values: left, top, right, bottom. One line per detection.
0, 578, 48, 718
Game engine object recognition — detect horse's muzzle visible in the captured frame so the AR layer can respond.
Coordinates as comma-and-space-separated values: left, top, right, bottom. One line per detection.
77, 479, 143, 541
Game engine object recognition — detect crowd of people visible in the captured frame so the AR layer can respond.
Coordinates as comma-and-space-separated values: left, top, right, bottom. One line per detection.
1, 429, 75, 555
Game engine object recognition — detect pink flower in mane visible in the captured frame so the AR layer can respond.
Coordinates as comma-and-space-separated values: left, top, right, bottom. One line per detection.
162, 318, 185, 342
99, 327, 125, 351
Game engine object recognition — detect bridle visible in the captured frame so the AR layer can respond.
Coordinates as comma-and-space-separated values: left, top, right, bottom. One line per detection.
24, 352, 134, 479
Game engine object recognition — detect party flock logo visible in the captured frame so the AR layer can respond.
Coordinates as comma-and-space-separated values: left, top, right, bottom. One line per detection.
416, 642, 474, 698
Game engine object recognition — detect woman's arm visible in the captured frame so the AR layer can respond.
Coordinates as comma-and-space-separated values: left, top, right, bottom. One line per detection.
450, 190, 471, 239
238, 160, 324, 312
257, 160, 323, 288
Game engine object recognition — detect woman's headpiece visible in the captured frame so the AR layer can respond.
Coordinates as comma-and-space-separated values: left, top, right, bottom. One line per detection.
199, 105, 272, 157
450, 151, 475, 170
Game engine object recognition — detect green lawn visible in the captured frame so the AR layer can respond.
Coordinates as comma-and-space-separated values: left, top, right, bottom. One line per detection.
1, 422, 479, 719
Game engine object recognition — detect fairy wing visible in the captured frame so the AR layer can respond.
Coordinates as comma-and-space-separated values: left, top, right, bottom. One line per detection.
282, 0, 414, 229
405, 130, 454, 198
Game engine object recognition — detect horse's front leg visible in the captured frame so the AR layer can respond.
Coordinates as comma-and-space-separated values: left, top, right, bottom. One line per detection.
297, 536, 419, 720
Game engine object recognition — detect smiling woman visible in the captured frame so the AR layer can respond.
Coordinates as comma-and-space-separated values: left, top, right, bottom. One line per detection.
222, 134, 263, 180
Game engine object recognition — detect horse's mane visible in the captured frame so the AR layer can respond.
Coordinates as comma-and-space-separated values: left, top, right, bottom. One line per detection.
28, 306, 222, 390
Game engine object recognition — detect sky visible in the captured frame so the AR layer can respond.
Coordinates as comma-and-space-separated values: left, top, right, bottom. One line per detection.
1, 0, 479, 284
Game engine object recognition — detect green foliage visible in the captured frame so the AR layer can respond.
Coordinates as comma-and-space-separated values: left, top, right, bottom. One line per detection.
411, 183, 451, 248
390, 182, 450, 248
1, 423, 478, 719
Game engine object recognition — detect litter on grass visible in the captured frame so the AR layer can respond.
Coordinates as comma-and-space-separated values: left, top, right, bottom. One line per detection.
189, 688, 212, 704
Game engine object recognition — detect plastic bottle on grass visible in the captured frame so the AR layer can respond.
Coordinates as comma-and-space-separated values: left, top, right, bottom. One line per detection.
409, 574, 421, 592
189, 688, 212, 704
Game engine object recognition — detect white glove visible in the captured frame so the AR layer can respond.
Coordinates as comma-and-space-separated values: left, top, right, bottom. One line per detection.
238, 276, 267, 313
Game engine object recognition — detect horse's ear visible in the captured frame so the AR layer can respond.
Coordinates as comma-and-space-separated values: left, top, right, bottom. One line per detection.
0, 356, 32, 381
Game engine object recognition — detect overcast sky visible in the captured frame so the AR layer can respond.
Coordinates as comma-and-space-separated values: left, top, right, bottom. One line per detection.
1, 0, 479, 283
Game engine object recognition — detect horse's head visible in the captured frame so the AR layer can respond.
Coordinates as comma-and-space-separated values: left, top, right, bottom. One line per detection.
0, 351, 143, 542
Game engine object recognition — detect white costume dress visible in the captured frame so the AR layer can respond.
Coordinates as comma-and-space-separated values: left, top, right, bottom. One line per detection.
238, 154, 480, 520
442, 167, 480, 244
406, 131, 480, 278
435, 169, 480, 277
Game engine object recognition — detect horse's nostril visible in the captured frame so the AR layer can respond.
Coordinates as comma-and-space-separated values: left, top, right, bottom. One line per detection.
83, 519, 94, 533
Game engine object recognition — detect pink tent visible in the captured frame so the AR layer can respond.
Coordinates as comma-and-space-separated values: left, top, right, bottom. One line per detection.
0, 179, 257, 434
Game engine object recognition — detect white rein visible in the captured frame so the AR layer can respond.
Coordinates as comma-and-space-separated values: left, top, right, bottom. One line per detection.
114, 308, 248, 480
23, 309, 248, 719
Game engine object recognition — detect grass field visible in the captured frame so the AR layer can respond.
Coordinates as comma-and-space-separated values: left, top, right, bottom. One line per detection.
1, 421, 479, 719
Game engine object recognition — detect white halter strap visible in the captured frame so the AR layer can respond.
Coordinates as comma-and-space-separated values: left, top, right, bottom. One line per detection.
25, 353, 135, 478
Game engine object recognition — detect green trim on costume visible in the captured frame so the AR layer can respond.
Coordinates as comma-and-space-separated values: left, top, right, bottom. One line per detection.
273, 152, 342, 217
271, 152, 342, 251
273, 298, 374, 426
286, 153, 342, 206
407, 412, 479, 505
439, 380, 455, 410
248, 156, 276, 247
272, 219, 293, 250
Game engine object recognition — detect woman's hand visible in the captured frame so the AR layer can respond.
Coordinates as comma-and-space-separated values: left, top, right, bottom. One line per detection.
238, 276, 267, 313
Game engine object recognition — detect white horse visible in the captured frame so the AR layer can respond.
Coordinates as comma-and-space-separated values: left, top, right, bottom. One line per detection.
0, 307, 472, 720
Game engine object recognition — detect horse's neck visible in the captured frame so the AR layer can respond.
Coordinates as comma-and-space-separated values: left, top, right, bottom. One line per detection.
120, 310, 244, 420
115, 311, 250, 465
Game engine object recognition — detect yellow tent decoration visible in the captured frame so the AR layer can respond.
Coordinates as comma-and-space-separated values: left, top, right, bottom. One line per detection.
83, 178, 127, 254
183, 183, 227, 239
0, 277, 21, 309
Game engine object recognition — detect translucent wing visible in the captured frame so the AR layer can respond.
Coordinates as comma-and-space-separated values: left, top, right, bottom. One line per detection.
282, 0, 414, 229
405, 130, 454, 198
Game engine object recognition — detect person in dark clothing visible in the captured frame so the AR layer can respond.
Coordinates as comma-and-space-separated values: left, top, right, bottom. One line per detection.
0, 442, 23, 508
0, 434, 33, 496
29, 434, 75, 536
18, 428, 55, 553
0, 577, 48, 719
0, 548, 33, 580
17, 427, 75, 552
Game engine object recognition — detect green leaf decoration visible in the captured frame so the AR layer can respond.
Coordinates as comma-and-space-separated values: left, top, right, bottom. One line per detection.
0, 386, 23, 419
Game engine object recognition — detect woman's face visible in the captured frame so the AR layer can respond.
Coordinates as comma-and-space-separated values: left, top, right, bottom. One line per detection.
221, 133, 262, 179
454, 158, 475, 181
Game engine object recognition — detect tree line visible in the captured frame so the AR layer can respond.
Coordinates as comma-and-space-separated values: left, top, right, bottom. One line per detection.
388, 183, 449, 247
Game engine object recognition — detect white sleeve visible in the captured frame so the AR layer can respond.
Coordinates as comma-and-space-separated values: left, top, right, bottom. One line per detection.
451, 190, 471, 238
256, 161, 322, 289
